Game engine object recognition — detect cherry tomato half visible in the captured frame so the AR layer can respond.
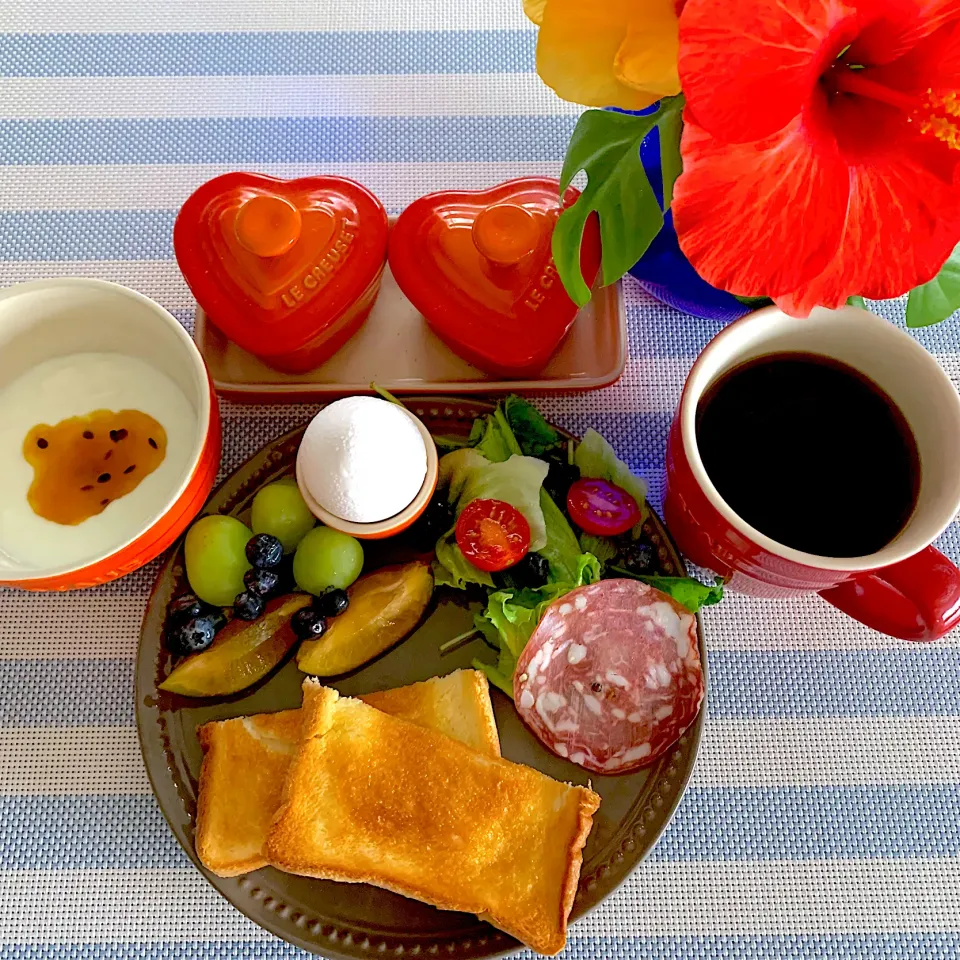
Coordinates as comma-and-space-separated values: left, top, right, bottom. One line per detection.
567, 477, 641, 536
456, 498, 531, 572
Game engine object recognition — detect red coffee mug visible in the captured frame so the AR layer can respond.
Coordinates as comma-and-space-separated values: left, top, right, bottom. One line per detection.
664, 305, 960, 641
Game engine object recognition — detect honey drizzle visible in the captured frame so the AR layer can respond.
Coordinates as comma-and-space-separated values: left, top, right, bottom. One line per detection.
24, 409, 167, 525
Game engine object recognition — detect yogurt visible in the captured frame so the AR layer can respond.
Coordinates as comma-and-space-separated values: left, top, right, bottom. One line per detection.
0, 352, 196, 570
297, 397, 427, 523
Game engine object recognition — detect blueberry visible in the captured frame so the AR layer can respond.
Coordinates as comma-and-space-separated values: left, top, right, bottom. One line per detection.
544, 461, 580, 506
169, 616, 217, 655
245, 533, 284, 569
234, 590, 266, 621
168, 593, 204, 625
313, 588, 349, 619
292, 607, 327, 640
511, 552, 551, 588
619, 540, 655, 573
244, 566, 281, 597
205, 608, 228, 634
409, 493, 455, 548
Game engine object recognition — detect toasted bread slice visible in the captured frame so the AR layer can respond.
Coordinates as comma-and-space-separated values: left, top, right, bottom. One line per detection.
195, 669, 500, 877
360, 667, 500, 757
265, 681, 600, 956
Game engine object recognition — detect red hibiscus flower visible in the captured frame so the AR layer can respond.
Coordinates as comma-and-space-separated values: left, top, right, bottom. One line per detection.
672, 0, 960, 316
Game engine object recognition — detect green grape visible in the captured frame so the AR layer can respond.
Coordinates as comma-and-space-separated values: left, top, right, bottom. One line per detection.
251, 481, 316, 553
293, 527, 364, 595
185, 515, 253, 606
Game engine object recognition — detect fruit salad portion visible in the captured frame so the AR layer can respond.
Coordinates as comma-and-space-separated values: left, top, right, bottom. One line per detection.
161, 476, 435, 698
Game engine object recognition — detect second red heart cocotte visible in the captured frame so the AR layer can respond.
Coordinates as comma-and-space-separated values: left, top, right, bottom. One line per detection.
174, 173, 389, 374
388, 178, 602, 377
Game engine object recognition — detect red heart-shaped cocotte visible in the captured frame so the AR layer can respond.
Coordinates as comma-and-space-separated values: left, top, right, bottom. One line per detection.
174, 173, 389, 373
388, 178, 601, 377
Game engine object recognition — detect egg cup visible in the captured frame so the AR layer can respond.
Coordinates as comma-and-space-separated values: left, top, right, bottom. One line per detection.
296, 407, 439, 540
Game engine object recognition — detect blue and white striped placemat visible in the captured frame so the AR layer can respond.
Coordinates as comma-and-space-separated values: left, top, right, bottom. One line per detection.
2, 3, 960, 958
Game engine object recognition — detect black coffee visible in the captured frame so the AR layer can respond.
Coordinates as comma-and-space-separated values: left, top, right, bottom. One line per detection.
695, 352, 920, 558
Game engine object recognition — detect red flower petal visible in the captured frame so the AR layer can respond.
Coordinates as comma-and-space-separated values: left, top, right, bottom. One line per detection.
850, 0, 960, 64
679, 0, 858, 143
775, 128, 960, 314
865, 18, 960, 96
673, 100, 849, 298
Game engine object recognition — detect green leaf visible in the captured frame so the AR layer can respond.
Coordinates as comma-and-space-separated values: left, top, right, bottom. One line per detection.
574, 428, 648, 515
553, 108, 664, 305
471, 559, 600, 696
846, 295, 867, 310
537, 489, 587, 583
472, 416, 513, 463
472, 658, 514, 697
733, 295, 773, 307
578, 532, 618, 567
433, 434, 471, 452
493, 407, 524, 457
503, 395, 564, 456
433, 534, 495, 590
906, 244, 960, 327
438, 449, 550, 550
658, 102, 683, 212
609, 567, 724, 613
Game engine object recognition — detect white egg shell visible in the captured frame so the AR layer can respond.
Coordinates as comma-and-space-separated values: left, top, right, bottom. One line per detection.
298, 396, 428, 524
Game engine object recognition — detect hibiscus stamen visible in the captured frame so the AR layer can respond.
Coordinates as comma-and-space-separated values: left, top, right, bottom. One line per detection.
920, 91, 960, 151
830, 67, 918, 111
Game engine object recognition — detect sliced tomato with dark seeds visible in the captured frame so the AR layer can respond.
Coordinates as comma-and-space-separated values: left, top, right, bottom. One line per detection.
567, 477, 642, 536
456, 498, 531, 572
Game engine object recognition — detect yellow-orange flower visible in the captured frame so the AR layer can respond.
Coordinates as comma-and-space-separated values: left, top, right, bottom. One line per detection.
525, 0, 681, 110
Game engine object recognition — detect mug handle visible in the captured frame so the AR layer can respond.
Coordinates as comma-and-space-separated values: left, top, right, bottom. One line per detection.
819, 545, 960, 641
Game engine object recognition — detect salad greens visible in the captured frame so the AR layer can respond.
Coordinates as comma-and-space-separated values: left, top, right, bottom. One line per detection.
440, 449, 550, 549
537, 489, 593, 584
433, 396, 723, 696
574, 428, 648, 511
434, 533, 495, 590
609, 568, 725, 614
501, 394, 564, 456
473, 574, 593, 696
578, 532, 618, 566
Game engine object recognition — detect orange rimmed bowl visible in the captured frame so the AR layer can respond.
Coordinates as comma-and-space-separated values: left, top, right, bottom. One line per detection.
0, 279, 221, 591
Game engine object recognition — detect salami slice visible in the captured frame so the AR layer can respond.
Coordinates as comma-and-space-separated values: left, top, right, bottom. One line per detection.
513, 579, 703, 774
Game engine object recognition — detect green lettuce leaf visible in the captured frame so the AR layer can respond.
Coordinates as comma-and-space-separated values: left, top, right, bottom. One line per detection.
473, 415, 514, 463
471, 556, 601, 697
610, 567, 724, 613
574, 428, 648, 515
579, 532, 618, 566
538, 489, 589, 582
473, 656, 515, 697
503, 395, 564, 456
439, 450, 550, 550
434, 534, 494, 590
433, 434, 472, 452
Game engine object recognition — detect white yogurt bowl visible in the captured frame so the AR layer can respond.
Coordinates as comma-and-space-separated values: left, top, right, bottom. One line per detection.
0, 279, 220, 590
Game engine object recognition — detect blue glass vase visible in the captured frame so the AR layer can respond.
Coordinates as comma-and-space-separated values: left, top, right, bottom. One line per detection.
626, 123, 752, 322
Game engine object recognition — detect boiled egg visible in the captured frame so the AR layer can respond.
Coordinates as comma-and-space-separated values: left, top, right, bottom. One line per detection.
297, 396, 428, 523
